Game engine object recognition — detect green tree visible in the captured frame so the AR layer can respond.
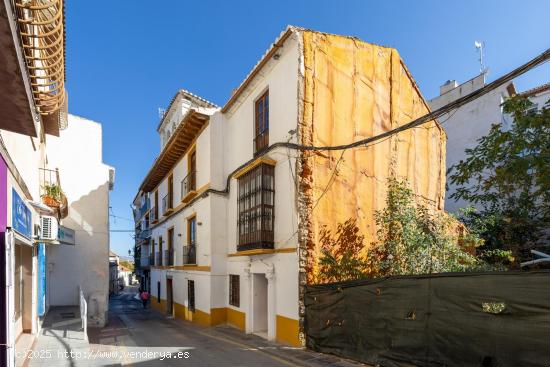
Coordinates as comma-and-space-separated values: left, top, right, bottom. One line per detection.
316, 218, 369, 283
314, 179, 486, 283
366, 179, 484, 277
449, 96, 550, 267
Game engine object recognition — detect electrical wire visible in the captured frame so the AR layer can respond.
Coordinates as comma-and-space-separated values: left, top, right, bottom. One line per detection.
201, 48, 549, 199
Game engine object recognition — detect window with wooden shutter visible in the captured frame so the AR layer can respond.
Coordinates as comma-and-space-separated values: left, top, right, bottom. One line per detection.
254, 90, 269, 155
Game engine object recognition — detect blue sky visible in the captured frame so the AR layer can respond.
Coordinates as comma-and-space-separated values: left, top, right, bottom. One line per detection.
65, 1, 550, 257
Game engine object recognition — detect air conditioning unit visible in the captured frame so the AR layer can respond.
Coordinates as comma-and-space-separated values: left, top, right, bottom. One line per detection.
40, 216, 59, 241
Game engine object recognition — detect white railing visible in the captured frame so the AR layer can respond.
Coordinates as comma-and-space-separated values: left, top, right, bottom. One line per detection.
79, 286, 88, 340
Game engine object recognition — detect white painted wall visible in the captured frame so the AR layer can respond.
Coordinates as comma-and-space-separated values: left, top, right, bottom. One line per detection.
526, 88, 550, 110
145, 33, 303, 342
44, 114, 113, 327
428, 74, 514, 213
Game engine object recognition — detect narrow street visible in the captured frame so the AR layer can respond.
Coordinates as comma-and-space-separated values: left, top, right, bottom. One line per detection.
81, 286, 362, 367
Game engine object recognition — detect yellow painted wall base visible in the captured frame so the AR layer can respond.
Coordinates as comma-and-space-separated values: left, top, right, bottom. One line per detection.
276, 315, 301, 347
226, 308, 246, 332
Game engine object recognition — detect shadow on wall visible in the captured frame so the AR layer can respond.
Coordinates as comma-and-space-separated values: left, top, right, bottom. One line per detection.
307, 218, 366, 284
47, 181, 110, 327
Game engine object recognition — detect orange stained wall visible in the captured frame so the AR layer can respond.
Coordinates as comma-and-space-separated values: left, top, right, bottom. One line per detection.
299, 31, 446, 283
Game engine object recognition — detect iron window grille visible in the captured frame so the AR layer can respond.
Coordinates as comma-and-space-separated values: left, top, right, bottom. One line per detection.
188, 280, 195, 312
237, 163, 275, 251
157, 281, 160, 303
229, 275, 240, 307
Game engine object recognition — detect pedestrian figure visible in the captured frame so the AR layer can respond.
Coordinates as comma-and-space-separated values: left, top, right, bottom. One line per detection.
140, 290, 150, 309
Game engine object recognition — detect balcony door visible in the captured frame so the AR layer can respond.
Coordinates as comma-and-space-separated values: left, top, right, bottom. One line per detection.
167, 228, 174, 266
168, 174, 174, 209
189, 150, 196, 191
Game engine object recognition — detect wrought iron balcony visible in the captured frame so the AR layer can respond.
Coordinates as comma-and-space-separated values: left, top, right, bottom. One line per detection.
181, 170, 197, 203
149, 253, 155, 266
39, 167, 68, 219
155, 251, 162, 266
137, 228, 151, 240
150, 206, 158, 223
165, 249, 174, 266
162, 194, 173, 216
138, 196, 150, 220
183, 244, 197, 265
140, 256, 150, 268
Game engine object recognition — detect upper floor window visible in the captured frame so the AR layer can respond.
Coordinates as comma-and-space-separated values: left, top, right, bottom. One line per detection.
254, 90, 269, 155
237, 163, 275, 251
184, 215, 197, 265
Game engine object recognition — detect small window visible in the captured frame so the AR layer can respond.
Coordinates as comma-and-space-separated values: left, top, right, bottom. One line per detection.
229, 275, 240, 307
254, 90, 269, 155
157, 281, 161, 303
188, 280, 195, 312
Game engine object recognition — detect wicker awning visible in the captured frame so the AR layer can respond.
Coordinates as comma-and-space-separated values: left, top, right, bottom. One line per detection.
15, 0, 66, 134
141, 110, 210, 192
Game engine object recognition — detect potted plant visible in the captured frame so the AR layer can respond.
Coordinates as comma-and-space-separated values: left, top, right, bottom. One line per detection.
42, 183, 62, 208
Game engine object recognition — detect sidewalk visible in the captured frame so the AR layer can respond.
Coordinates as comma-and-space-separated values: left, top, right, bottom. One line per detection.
24, 306, 89, 367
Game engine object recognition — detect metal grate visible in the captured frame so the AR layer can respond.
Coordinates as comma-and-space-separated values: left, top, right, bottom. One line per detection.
229, 275, 240, 307
188, 280, 195, 312
237, 163, 275, 251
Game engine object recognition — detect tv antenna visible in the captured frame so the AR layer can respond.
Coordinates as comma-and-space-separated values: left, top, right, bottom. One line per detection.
475, 41, 486, 73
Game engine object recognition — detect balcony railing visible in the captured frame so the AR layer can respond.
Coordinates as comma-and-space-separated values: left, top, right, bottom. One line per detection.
140, 256, 150, 268
165, 249, 174, 266
139, 196, 150, 218
39, 167, 68, 219
150, 253, 155, 266
156, 251, 162, 266
162, 194, 173, 216
137, 228, 151, 241
183, 244, 196, 265
150, 207, 157, 222
181, 170, 197, 201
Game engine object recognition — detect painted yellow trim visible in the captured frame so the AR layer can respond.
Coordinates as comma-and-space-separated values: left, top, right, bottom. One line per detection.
151, 301, 246, 331
226, 307, 246, 331
172, 265, 211, 272
149, 183, 210, 230
276, 315, 301, 347
210, 308, 227, 326
181, 191, 197, 203
228, 247, 296, 257
233, 156, 277, 179
196, 183, 210, 194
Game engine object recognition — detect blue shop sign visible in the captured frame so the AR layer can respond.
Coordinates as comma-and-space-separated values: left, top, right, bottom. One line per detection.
12, 188, 32, 239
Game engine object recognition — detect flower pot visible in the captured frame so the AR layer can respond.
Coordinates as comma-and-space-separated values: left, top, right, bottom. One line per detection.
42, 195, 60, 208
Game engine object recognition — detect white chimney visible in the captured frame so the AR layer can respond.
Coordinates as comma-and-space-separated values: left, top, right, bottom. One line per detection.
440, 80, 458, 95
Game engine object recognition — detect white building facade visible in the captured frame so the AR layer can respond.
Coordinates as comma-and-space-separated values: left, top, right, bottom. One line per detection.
428, 73, 516, 213
136, 31, 302, 346
136, 26, 447, 347
44, 114, 114, 327
428, 75, 549, 214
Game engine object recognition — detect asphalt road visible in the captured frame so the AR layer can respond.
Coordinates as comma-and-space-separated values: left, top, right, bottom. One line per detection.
86, 286, 363, 367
